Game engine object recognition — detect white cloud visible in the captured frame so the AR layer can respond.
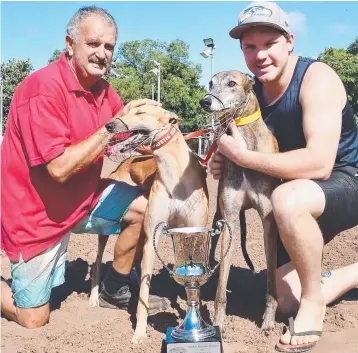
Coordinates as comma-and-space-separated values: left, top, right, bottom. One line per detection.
287, 11, 308, 35
331, 23, 354, 35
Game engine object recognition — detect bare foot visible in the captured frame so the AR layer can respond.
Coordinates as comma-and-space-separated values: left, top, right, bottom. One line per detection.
279, 294, 325, 347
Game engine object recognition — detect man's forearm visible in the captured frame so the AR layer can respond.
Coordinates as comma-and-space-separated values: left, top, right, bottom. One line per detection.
47, 125, 113, 183
236, 148, 331, 180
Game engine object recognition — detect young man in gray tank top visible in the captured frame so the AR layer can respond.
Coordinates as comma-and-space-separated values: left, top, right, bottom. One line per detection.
209, 2, 358, 352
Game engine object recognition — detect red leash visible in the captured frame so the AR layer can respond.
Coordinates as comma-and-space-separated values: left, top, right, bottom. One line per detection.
107, 128, 217, 164
137, 128, 215, 157
198, 140, 217, 166
183, 128, 212, 140
183, 128, 217, 166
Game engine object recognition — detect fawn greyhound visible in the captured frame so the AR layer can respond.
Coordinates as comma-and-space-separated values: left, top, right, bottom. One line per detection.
200, 71, 280, 331
89, 107, 209, 343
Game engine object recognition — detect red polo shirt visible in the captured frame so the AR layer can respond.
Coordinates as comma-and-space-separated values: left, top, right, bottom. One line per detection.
1, 52, 123, 262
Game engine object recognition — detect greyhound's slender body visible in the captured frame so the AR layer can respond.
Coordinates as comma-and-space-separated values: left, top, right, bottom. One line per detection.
200, 71, 280, 331
89, 109, 209, 343
133, 129, 209, 343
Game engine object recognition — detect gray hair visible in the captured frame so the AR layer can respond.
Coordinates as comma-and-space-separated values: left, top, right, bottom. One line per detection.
66, 6, 118, 42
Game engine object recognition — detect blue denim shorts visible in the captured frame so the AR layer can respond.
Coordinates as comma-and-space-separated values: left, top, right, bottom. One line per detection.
10, 181, 143, 308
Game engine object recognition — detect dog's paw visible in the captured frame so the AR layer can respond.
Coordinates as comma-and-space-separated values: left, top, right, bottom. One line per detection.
261, 302, 277, 331
261, 313, 275, 331
213, 313, 225, 332
131, 331, 147, 344
88, 295, 99, 307
213, 321, 224, 333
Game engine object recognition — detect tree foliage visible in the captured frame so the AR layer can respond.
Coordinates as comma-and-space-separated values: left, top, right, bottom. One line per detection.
108, 39, 208, 132
5, 36, 357, 135
48, 49, 63, 63
318, 40, 358, 124
1, 59, 33, 132
347, 37, 358, 56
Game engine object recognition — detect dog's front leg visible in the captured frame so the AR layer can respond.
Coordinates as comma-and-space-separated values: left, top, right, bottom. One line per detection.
249, 185, 278, 330
214, 224, 234, 331
214, 187, 244, 331
132, 203, 169, 344
89, 234, 109, 307
261, 212, 278, 330
132, 217, 153, 343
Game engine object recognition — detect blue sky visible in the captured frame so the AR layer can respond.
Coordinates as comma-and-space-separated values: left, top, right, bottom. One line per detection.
2, 1, 358, 87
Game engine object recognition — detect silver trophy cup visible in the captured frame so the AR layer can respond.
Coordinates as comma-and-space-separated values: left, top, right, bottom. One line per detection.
153, 220, 233, 343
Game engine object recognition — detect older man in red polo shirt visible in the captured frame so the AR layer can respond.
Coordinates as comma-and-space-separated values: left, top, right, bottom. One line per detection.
1, 6, 167, 328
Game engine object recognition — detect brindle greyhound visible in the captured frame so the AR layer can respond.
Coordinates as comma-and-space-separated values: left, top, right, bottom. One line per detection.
89, 108, 209, 343
200, 71, 280, 331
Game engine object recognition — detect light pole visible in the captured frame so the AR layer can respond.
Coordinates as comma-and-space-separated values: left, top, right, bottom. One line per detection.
151, 84, 155, 101
200, 38, 216, 155
151, 60, 161, 103
200, 38, 216, 78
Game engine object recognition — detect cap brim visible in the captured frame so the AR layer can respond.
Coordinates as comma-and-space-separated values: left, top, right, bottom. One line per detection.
229, 22, 288, 39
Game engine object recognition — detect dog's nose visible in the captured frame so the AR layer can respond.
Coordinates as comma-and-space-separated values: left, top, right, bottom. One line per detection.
105, 121, 116, 133
200, 96, 212, 109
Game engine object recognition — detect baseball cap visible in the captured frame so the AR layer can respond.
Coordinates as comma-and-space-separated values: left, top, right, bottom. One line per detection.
229, 1, 290, 39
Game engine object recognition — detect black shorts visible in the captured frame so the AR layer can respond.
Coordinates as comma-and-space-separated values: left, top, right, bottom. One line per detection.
277, 165, 358, 267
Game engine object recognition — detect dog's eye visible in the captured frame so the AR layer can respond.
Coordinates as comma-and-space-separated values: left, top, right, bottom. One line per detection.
209, 80, 213, 90
228, 81, 237, 87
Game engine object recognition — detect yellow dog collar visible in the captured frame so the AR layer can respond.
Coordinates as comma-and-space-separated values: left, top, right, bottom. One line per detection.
235, 109, 261, 126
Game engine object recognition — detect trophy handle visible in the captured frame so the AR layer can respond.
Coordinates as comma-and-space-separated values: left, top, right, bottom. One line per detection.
209, 219, 233, 274
152, 221, 174, 277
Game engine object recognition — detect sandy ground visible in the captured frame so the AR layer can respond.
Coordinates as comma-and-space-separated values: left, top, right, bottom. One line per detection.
2, 157, 358, 353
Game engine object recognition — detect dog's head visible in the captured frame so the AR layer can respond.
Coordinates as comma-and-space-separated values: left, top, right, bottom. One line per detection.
105, 107, 181, 154
200, 71, 254, 113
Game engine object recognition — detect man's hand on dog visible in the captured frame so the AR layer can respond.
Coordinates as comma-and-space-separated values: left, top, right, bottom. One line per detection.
115, 99, 177, 122
208, 151, 225, 180
120, 99, 165, 117
218, 120, 248, 161
209, 121, 248, 179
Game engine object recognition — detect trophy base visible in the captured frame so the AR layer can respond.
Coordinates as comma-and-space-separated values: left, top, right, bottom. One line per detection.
165, 326, 222, 353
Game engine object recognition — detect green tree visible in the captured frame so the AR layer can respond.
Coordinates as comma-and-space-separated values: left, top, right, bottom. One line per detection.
1, 59, 33, 132
48, 49, 63, 63
347, 37, 358, 56
318, 43, 358, 124
108, 39, 208, 132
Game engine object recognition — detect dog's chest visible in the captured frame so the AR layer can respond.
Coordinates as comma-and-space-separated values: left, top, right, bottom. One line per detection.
168, 189, 203, 214
225, 163, 247, 189
222, 161, 277, 212
224, 163, 266, 195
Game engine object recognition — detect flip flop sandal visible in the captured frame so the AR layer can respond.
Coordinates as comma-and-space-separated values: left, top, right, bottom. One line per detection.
275, 317, 322, 353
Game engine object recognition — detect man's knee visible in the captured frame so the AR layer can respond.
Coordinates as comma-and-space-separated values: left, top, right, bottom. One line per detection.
129, 207, 145, 228
271, 183, 301, 221
271, 180, 324, 222
125, 195, 147, 226
18, 305, 50, 329
135, 197, 147, 221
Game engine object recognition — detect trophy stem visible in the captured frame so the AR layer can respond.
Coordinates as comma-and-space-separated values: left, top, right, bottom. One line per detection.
185, 285, 200, 306
171, 284, 216, 342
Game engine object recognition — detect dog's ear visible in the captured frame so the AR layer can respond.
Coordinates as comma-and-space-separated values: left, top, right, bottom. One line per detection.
169, 116, 183, 126
167, 111, 182, 126
173, 116, 183, 126
244, 73, 255, 92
